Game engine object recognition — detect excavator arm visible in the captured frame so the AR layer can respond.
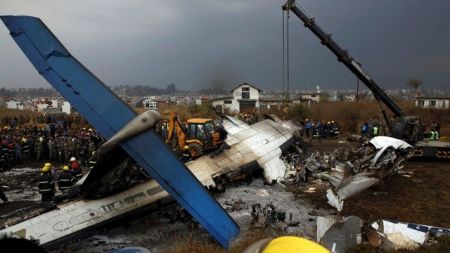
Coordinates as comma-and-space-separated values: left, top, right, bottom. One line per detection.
166, 112, 187, 150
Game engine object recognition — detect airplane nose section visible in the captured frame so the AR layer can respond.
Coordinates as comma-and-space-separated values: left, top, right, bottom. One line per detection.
97, 110, 161, 155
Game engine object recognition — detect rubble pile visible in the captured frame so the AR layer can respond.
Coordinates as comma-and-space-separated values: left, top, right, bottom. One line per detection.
317, 215, 450, 253
282, 136, 414, 211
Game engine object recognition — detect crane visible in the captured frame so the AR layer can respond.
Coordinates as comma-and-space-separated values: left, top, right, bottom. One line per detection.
282, 0, 450, 159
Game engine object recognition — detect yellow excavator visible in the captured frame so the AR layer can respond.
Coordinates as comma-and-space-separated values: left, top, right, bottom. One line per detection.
165, 112, 223, 158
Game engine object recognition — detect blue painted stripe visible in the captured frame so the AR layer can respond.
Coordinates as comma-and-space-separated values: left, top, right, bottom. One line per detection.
1, 15, 238, 247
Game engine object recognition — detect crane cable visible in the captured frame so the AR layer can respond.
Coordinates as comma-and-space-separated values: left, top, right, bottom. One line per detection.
282, 9, 285, 102
286, 9, 290, 100
282, 7, 290, 102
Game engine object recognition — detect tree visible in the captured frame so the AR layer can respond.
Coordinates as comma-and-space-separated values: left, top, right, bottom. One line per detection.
407, 78, 422, 96
286, 104, 310, 120
166, 83, 177, 94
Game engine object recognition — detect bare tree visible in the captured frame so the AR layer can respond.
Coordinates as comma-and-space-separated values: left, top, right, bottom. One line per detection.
407, 78, 422, 96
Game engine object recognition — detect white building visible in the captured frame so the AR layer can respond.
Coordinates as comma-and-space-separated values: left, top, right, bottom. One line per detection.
415, 97, 449, 109
143, 98, 158, 110
61, 101, 71, 114
298, 93, 320, 104
51, 99, 58, 108
343, 94, 356, 102
6, 100, 24, 110
36, 103, 49, 112
211, 83, 262, 113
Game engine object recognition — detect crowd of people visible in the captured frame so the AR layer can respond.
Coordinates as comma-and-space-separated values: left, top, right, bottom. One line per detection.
360, 119, 385, 138
0, 115, 104, 170
235, 113, 259, 125
300, 119, 340, 142
0, 114, 105, 202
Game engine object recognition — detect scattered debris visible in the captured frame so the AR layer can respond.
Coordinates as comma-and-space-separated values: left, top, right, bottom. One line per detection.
317, 215, 363, 253
284, 136, 414, 211
369, 220, 450, 251
108, 247, 151, 253
251, 203, 286, 229
317, 216, 450, 252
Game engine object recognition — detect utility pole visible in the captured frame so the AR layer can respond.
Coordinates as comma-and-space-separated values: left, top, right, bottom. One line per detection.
356, 78, 359, 103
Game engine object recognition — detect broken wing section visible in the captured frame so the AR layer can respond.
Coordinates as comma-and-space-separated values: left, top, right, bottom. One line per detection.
325, 136, 413, 211
0, 16, 238, 247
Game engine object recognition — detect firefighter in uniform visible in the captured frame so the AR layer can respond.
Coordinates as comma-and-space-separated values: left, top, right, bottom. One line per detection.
58, 165, 75, 192
69, 157, 83, 181
37, 163, 55, 202
0, 179, 8, 203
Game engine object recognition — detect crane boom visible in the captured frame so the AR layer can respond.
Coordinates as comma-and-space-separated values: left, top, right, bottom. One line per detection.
282, 0, 405, 117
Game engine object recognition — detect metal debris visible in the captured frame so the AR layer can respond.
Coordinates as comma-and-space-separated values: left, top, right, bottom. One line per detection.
284, 136, 413, 211
251, 203, 286, 229
369, 220, 450, 251
317, 215, 363, 253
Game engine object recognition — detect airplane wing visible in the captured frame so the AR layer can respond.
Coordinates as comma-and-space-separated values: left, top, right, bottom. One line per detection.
0, 16, 238, 247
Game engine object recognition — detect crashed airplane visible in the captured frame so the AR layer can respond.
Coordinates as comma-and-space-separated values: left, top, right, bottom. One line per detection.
0, 14, 307, 248
0, 112, 305, 247
0, 15, 237, 248
0, 13, 417, 250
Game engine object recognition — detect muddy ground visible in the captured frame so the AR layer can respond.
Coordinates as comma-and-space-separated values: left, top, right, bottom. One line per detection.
301, 139, 450, 228
0, 138, 449, 252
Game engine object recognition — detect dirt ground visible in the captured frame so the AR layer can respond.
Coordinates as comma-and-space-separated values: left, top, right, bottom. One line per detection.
288, 138, 450, 253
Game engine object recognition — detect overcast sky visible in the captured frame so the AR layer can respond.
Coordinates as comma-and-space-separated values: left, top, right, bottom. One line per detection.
1, 0, 449, 91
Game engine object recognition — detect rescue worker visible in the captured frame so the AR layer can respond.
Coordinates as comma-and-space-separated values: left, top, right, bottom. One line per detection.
0, 180, 8, 203
89, 151, 97, 170
0, 188, 7, 203
304, 119, 312, 138
372, 125, 379, 137
34, 137, 43, 161
181, 145, 191, 162
330, 120, 339, 138
429, 128, 439, 140
361, 122, 369, 137
58, 165, 75, 191
69, 157, 83, 181
37, 163, 55, 202
324, 121, 331, 138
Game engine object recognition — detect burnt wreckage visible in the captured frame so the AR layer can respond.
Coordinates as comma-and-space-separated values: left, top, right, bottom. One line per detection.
0, 112, 309, 247
0, 8, 421, 249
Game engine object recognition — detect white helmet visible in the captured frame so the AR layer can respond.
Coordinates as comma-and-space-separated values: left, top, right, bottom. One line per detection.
70, 157, 76, 162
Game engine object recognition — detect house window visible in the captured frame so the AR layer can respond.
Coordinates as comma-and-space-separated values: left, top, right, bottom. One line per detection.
260, 104, 267, 110
417, 100, 424, 107
430, 100, 436, 107
242, 87, 250, 99
224, 100, 232, 104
